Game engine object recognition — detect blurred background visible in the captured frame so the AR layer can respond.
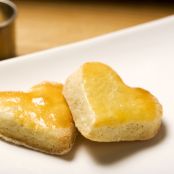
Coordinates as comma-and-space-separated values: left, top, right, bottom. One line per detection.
12, 0, 174, 56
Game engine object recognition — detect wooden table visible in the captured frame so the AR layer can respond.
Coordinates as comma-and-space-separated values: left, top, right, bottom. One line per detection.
13, 0, 174, 56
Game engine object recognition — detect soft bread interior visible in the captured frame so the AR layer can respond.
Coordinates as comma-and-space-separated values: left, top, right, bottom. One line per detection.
63, 69, 95, 137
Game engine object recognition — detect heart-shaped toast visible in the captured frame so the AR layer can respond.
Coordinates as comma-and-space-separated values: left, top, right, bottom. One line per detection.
0, 82, 76, 155
63, 62, 162, 142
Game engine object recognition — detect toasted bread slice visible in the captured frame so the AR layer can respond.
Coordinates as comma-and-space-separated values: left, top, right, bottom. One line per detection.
63, 62, 162, 142
0, 82, 76, 155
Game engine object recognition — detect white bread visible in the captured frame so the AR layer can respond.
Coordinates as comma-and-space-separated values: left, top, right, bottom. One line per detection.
63, 62, 162, 142
0, 82, 76, 155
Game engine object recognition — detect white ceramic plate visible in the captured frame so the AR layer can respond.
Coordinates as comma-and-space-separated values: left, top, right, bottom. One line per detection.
0, 16, 174, 174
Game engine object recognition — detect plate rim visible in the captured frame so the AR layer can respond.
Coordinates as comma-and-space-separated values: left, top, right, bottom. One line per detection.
0, 15, 174, 66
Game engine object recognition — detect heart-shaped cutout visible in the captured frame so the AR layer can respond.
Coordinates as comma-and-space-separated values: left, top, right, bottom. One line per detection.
0, 82, 76, 155
64, 62, 162, 142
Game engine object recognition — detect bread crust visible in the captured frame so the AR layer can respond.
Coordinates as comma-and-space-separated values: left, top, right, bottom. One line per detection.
0, 82, 76, 155
63, 63, 162, 142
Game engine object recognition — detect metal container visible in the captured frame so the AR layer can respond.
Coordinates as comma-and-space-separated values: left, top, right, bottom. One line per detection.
0, 0, 17, 60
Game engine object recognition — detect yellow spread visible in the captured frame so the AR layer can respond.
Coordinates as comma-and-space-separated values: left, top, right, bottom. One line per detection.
83, 62, 159, 127
0, 82, 72, 129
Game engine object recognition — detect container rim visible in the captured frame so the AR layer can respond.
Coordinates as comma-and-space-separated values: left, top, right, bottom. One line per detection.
0, 0, 17, 28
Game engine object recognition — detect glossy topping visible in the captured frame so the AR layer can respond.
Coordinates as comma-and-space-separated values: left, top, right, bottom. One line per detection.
0, 82, 72, 129
82, 62, 161, 127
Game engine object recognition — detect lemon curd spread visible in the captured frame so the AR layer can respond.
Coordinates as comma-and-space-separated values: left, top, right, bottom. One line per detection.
82, 62, 160, 127
0, 83, 72, 129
